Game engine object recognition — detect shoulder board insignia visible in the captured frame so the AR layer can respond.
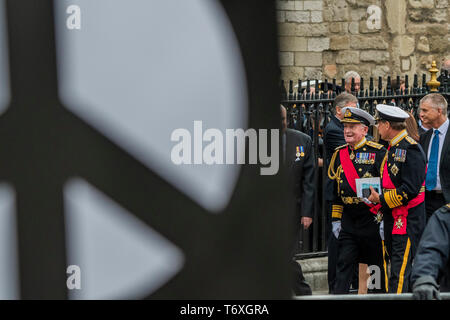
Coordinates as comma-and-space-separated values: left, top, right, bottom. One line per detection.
335, 144, 348, 151
405, 136, 417, 145
445, 203, 450, 212
366, 141, 383, 149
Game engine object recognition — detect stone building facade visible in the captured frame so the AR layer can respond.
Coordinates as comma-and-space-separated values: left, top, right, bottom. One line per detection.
277, 0, 450, 83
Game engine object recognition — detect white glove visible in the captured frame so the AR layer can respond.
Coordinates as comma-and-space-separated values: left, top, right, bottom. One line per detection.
379, 220, 384, 241
332, 221, 341, 239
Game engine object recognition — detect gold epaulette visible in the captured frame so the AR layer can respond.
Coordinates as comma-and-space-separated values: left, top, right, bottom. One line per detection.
335, 144, 348, 151
366, 140, 384, 149
405, 136, 417, 145
328, 145, 346, 180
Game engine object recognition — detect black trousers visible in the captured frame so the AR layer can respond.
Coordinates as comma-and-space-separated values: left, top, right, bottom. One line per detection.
334, 230, 386, 294
327, 230, 338, 293
425, 191, 445, 221
384, 233, 413, 293
326, 201, 357, 293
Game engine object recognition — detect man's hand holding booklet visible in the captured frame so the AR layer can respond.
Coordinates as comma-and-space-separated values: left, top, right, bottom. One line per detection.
355, 177, 381, 204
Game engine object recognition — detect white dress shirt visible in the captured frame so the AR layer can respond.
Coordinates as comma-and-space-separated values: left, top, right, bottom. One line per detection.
427, 118, 449, 191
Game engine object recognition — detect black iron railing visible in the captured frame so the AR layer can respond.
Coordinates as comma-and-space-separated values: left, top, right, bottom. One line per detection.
282, 71, 450, 259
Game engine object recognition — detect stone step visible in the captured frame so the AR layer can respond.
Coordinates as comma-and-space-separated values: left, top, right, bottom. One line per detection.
297, 256, 329, 294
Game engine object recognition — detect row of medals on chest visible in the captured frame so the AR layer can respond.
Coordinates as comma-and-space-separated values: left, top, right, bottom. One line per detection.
350, 149, 403, 176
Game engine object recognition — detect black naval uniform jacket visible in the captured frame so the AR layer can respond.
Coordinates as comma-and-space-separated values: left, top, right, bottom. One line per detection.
324, 115, 375, 203
285, 128, 315, 221
328, 138, 386, 238
411, 203, 450, 287
323, 115, 346, 202
379, 130, 427, 249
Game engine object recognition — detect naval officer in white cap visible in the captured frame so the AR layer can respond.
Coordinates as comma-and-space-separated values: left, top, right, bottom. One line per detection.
328, 106, 387, 294
367, 104, 427, 294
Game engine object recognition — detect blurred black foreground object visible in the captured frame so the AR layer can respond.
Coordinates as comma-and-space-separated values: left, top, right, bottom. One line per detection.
3, 0, 290, 299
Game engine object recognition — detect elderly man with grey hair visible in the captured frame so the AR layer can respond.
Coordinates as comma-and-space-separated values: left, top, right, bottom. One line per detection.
324, 93, 359, 158
344, 71, 361, 93
419, 93, 449, 220
323, 92, 359, 293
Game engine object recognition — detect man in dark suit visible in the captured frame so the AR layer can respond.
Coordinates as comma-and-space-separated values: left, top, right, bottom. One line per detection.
323, 92, 358, 293
281, 105, 315, 295
324, 93, 358, 160
419, 93, 450, 220
418, 93, 450, 292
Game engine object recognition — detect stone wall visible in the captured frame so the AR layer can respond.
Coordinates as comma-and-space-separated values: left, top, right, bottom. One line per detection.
277, 0, 450, 83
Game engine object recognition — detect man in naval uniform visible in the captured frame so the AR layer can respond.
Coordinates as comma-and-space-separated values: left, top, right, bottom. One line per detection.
328, 107, 386, 294
368, 104, 427, 294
